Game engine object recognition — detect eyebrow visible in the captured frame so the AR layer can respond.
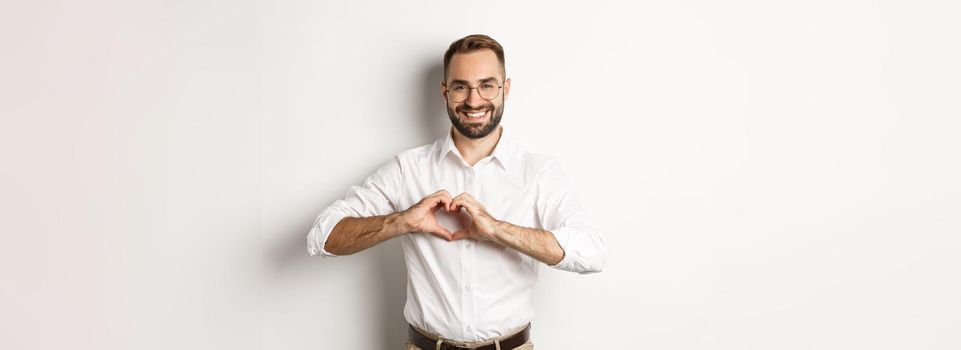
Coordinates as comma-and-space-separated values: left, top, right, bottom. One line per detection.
450, 77, 499, 85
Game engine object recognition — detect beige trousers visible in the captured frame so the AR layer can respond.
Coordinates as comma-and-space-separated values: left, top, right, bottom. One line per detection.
405, 324, 534, 350
405, 340, 533, 350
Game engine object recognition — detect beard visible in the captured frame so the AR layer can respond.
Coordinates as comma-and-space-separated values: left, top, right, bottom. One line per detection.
446, 99, 504, 139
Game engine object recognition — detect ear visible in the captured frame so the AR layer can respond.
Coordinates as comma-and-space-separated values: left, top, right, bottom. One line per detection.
439, 81, 448, 101
503, 77, 511, 101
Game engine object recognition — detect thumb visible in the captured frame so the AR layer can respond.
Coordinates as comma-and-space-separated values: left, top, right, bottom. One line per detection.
430, 224, 453, 241
451, 230, 470, 241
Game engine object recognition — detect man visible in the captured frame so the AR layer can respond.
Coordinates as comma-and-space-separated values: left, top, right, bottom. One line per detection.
307, 34, 607, 350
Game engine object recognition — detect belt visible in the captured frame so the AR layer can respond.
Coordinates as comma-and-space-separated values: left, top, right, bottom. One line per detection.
408, 323, 530, 350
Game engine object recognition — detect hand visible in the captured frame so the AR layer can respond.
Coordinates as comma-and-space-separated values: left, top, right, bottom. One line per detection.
400, 190, 455, 241
448, 192, 503, 243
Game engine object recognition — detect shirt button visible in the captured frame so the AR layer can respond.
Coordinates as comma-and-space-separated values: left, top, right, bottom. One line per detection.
465, 284, 471, 291
466, 326, 472, 332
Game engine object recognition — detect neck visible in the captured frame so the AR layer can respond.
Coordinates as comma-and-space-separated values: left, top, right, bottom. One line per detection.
451, 125, 503, 167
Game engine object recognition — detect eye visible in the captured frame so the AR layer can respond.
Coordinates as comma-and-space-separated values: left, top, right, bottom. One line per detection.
481, 82, 497, 89
451, 85, 467, 91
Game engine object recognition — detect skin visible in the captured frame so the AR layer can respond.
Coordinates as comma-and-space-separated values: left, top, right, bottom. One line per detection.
442, 49, 510, 164
324, 48, 565, 266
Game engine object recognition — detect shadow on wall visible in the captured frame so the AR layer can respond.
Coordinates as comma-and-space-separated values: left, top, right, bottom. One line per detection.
268, 60, 449, 350
422, 61, 450, 140
375, 60, 449, 349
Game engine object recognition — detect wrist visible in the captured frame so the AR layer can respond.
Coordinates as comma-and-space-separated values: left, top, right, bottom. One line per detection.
385, 212, 411, 237
490, 219, 512, 244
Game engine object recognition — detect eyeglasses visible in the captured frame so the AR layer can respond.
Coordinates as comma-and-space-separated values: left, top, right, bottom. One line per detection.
444, 81, 503, 103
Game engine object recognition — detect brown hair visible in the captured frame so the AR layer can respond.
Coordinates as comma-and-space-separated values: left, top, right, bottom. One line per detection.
443, 34, 506, 82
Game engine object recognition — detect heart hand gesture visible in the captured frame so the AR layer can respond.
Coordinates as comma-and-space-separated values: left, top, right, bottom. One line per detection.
400, 190, 501, 243
399, 190, 456, 241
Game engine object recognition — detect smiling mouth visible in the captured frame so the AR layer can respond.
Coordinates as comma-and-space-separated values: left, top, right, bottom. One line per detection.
460, 109, 489, 121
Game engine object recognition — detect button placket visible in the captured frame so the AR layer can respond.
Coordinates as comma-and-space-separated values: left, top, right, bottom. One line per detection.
461, 167, 478, 340
465, 167, 489, 340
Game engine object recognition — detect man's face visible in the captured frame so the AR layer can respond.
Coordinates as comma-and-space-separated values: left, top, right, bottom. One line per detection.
442, 49, 511, 139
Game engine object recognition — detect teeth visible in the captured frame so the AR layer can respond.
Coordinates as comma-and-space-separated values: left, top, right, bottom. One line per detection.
465, 111, 486, 118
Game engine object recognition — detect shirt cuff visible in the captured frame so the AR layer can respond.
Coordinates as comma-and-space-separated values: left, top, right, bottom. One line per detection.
546, 226, 604, 274
547, 226, 575, 270
307, 211, 349, 257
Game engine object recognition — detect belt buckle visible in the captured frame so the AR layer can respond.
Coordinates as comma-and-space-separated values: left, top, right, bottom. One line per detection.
442, 343, 469, 350
442, 341, 475, 350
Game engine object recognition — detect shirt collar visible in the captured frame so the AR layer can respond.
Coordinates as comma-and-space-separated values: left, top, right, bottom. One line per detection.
436, 125, 515, 171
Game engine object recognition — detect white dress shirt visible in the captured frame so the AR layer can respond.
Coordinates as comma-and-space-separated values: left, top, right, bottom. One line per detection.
307, 125, 606, 341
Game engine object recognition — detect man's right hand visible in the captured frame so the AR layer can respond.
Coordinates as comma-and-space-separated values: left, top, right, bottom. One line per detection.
400, 190, 455, 241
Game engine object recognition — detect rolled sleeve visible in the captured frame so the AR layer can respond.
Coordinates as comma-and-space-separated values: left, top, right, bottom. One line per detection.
307, 156, 402, 257
307, 210, 349, 257
536, 158, 607, 274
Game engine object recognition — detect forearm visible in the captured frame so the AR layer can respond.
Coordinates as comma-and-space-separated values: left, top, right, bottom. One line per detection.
324, 212, 409, 255
491, 220, 565, 266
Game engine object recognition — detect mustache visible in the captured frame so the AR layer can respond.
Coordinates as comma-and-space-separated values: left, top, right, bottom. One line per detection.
456, 104, 495, 113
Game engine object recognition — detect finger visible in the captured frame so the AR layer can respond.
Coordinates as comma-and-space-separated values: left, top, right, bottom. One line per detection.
436, 224, 452, 236
429, 189, 449, 200
460, 194, 482, 214
426, 198, 441, 213
430, 226, 453, 241
418, 196, 433, 209
455, 192, 474, 202
431, 231, 452, 241
440, 195, 453, 213
433, 190, 453, 212
451, 230, 470, 241
453, 199, 475, 216
435, 189, 452, 201
460, 196, 483, 216
430, 193, 451, 209
425, 190, 447, 202
451, 198, 466, 213
437, 229, 453, 241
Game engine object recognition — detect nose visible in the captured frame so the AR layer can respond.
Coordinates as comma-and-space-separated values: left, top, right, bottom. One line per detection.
464, 87, 484, 106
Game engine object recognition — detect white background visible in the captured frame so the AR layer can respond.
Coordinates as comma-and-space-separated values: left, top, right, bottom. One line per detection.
2, 1, 959, 349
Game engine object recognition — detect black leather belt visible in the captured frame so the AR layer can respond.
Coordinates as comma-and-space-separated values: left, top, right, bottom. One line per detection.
408, 323, 530, 350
